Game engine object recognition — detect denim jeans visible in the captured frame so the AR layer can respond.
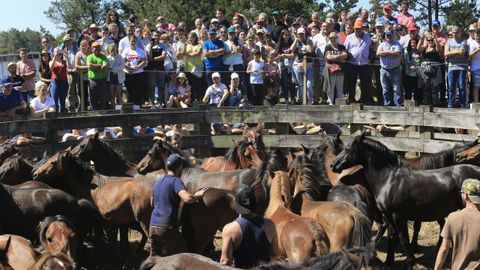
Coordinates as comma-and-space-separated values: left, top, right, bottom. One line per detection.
380, 66, 402, 106
279, 63, 295, 104
447, 69, 468, 108
147, 71, 165, 105
50, 79, 69, 112
293, 66, 314, 104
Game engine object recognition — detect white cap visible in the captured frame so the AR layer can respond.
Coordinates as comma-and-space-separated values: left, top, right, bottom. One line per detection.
212, 72, 221, 79
231, 72, 239, 79
297, 27, 306, 34
211, 18, 219, 24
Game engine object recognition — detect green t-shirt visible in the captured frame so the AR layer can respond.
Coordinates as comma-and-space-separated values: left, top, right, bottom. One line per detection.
86, 53, 108, 80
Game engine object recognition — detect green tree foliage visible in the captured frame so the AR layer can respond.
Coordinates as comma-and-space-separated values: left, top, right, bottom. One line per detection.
0, 28, 55, 55
442, 0, 479, 33
44, 0, 122, 33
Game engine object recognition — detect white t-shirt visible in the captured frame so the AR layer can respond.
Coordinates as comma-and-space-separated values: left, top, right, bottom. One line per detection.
469, 40, 480, 71
205, 83, 227, 105
122, 47, 146, 74
30, 97, 55, 111
312, 33, 328, 55
248, 59, 264, 84
119, 36, 144, 55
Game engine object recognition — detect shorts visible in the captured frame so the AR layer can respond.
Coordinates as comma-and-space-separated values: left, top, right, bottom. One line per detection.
149, 225, 185, 256
473, 69, 480, 87
178, 95, 189, 103
109, 73, 121, 86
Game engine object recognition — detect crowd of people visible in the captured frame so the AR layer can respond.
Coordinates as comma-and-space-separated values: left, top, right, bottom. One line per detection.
2, 5, 480, 118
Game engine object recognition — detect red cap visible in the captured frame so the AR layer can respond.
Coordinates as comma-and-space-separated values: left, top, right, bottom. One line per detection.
256, 17, 265, 23
383, 4, 393, 10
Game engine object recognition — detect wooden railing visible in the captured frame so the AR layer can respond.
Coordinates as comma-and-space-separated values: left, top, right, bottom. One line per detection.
2, 100, 480, 160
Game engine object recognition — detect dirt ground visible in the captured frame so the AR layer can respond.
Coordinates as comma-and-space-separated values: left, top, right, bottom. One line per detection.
78, 221, 446, 270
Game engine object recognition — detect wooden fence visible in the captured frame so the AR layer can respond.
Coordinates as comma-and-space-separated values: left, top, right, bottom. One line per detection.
2, 100, 480, 160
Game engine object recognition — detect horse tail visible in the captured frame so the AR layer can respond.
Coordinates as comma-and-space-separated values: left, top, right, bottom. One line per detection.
350, 212, 372, 248
311, 221, 329, 257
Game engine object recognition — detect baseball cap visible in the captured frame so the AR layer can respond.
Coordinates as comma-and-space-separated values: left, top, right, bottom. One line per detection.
231, 72, 239, 79
256, 17, 265, 23
234, 184, 257, 215
1, 78, 13, 87
272, 11, 281, 16
469, 24, 477, 31
292, 21, 300, 26
328, 32, 338, 38
212, 72, 221, 79
211, 18, 219, 24
227, 26, 236, 33
383, 4, 393, 10
53, 47, 64, 54
375, 22, 385, 27
166, 153, 187, 171
208, 28, 217, 35
91, 41, 102, 48
432, 20, 441, 26
462, 179, 480, 204
385, 30, 394, 36
63, 34, 73, 42
353, 20, 363, 29
7, 62, 16, 69
297, 27, 306, 34
89, 24, 100, 30
177, 72, 187, 80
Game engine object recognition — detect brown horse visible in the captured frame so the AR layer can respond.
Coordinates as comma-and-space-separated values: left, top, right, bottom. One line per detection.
201, 140, 263, 172
456, 143, 480, 166
0, 234, 38, 270
243, 124, 267, 159
137, 139, 178, 175
37, 216, 78, 263
32, 252, 75, 270
70, 133, 138, 177
32, 149, 154, 251
0, 154, 34, 185
265, 171, 329, 263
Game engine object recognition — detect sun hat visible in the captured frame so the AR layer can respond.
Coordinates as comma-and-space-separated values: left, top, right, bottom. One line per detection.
212, 72, 221, 79
41, 49, 49, 55
234, 184, 257, 215
89, 24, 100, 30
7, 62, 16, 69
462, 179, 480, 204
177, 72, 187, 79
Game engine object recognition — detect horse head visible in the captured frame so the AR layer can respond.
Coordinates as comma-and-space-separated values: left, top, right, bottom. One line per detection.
0, 154, 33, 185
137, 140, 172, 174
331, 135, 364, 173
243, 124, 265, 151
456, 143, 480, 164
70, 133, 98, 160
33, 252, 75, 270
242, 141, 263, 169
37, 216, 78, 262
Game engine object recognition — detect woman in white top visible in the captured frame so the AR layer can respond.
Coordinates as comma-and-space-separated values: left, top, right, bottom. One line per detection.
74, 39, 91, 110
107, 43, 125, 107
203, 72, 228, 107
30, 81, 55, 118
122, 37, 146, 107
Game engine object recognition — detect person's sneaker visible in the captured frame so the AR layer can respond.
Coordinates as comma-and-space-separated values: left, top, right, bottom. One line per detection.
133, 105, 140, 110
115, 105, 122, 110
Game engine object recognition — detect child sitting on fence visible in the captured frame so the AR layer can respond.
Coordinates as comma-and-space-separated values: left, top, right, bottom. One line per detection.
166, 72, 191, 108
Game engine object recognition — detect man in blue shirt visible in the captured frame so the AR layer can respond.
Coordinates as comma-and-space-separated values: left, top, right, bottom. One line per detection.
202, 29, 225, 86
149, 153, 207, 257
0, 79, 27, 120
377, 30, 403, 106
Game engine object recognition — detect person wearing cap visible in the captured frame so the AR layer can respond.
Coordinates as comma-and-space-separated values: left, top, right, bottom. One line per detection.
49, 47, 71, 112
226, 72, 247, 106
469, 29, 480, 103
149, 153, 207, 257
202, 28, 225, 86
86, 41, 109, 110
15, 48, 36, 103
325, 31, 347, 105
220, 183, 279, 267
271, 10, 288, 43
5, 62, 25, 91
224, 27, 245, 85
434, 178, 480, 270
203, 72, 228, 107
210, 18, 220, 31
344, 20, 374, 104
377, 29, 404, 106
399, 23, 419, 48
378, 4, 398, 26
291, 27, 314, 104
395, 1, 415, 26
247, 47, 267, 105
0, 79, 27, 120
430, 20, 448, 47
166, 72, 191, 108
445, 25, 469, 108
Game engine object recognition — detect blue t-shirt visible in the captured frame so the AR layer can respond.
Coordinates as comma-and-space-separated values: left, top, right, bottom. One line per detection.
0, 89, 24, 112
202, 38, 225, 69
150, 175, 187, 227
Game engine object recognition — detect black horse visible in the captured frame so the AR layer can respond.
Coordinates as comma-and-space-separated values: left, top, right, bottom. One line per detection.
331, 134, 480, 267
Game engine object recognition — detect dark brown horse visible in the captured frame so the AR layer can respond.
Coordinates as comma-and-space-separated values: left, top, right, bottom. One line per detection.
331, 135, 480, 267
0, 154, 34, 185
456, 143, 480, 166
0, 144, 17, 164
70, 133, 138, 177
37, 215, 78, 263
0, 234, 38, 270
137, 139, 179, 175
32, 149, 154, 251
265, 171, 329, 263
201, 140, 263, 172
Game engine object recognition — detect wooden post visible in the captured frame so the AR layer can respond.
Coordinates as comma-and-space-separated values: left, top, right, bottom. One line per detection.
313, 58, 320, 104
404, 100, 418, 156
121, 103, 134, 139
335, 98, 348, 105
197, 104, 212, 158
419, 105, 434, 153
44, 112, 57, 143
303, 57, 307, 105
349, 103, 364, 136
79, 72, 85, 112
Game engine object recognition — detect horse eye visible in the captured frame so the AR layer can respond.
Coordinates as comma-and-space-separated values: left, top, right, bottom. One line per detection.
47, 237, 53, 242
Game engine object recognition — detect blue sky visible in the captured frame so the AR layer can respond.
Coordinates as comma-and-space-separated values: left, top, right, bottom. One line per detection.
0, 0, 372, 37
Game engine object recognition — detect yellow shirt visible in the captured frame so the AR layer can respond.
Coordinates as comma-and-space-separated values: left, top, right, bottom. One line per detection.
185, 43, 203, 72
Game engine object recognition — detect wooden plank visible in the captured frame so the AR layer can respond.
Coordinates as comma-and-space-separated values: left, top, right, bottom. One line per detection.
352, 110, 423, 126
424, 112, 480, 130
433, 133, 478, 142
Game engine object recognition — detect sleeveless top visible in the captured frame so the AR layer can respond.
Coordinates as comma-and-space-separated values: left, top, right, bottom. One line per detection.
233, 216, 271, 268
51, 61, 68, 81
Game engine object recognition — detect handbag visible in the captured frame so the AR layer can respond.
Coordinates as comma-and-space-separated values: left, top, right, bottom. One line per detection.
327, 63, 342, 74
191, 64, 203, 78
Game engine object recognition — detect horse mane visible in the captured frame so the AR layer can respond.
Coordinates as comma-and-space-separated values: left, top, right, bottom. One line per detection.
224, 141, 242, 167
419, 139, 478, 169
36, 215, 77, 251
33, 251, 75, 270
0, 144, 17, 163
358, 136, 410, 169
61, 150, 95, 181
291, 148, 331, 201
265, 150, 288, 174
92, 136, 131, 167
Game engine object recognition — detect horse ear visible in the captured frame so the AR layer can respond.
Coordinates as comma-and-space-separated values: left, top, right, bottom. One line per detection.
301, 144, 310, 155
65, 146, 72, 152
94, 132, 99, 139
232, 140, 239, 147
336, 131, 342, 141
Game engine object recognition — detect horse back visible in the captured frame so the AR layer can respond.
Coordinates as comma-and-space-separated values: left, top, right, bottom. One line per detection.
0, 234, 37, 270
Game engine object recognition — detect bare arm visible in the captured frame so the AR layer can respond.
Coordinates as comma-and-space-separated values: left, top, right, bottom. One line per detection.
220, 222, 240, 266
218, 89, 229, 107
178, 187, 207, 204
433, 238, 451, 270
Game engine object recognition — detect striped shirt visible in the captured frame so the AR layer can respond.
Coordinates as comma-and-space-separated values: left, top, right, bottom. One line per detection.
378, 40, 403, 69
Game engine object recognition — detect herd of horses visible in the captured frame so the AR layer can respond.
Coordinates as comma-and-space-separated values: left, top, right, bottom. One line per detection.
1, 124, 480, 270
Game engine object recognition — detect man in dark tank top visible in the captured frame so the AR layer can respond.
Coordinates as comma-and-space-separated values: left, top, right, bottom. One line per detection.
220, 184, 280, 268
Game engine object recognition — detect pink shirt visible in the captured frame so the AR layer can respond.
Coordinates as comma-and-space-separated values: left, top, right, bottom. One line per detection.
16, 60, 36, 91
394, 13, 415, 26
